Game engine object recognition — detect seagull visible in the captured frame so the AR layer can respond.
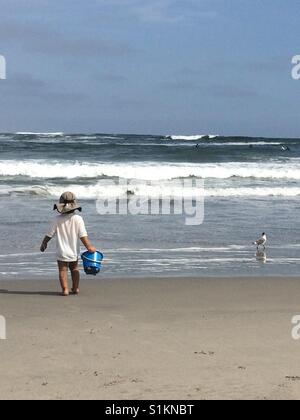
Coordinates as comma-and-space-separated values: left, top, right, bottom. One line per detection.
253, 233, 267, 250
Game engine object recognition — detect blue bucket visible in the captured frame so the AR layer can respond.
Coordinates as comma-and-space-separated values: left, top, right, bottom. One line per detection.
81, 251, 104, 276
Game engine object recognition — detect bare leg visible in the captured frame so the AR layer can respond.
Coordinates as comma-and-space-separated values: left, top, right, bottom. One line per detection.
70, 260, 80, 295
57, 261, 69, 296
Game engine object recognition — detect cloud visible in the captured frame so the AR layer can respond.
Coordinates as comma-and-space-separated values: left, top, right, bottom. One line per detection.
103, 96, 154, 111
96, 0, 217, 24
161, 79, 259, 99
33, 35, 135, 58
95, 72, 127, 83
177, 58, 288, 79
130, 1, 181, 24
161, 79, 202, 91
209, 84, 260, 99
95, 0, 178, 24
1, 73, 47, 92
0, 21, 136, 58
0, 72, 86, 104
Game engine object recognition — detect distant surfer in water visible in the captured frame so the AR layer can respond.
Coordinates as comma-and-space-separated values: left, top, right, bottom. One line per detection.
281, 145, 290, 152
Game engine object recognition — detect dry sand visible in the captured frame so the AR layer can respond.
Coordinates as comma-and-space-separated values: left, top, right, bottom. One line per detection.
0, 277, 300, 400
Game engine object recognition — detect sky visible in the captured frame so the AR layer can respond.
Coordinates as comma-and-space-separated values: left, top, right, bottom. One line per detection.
0, 0, 299, 136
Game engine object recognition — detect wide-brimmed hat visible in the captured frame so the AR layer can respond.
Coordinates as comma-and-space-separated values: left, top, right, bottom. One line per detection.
54, 192, 82, 214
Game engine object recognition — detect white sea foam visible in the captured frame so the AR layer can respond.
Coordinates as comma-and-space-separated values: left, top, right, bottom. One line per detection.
197, 142, 283, 146
1, 160, 300, 181
205, 187, 300, 197
3, 183, 300, 199
166, 134, 218, 141
15, 132, 64, 137
2, 183, 201, 199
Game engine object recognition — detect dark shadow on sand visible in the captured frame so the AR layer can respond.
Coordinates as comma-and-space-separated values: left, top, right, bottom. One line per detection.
0, 289, 62, 297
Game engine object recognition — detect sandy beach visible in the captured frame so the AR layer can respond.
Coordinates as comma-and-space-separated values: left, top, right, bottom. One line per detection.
0, 276, 300, 400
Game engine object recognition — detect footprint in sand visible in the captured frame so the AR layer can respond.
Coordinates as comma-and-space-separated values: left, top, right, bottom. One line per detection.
285, 376, 300, 382
194, 351, 215, 356
94, 371, 102, 377
104, 375, 124, 387
131, 378, 143, 384
112, 353, 121, 359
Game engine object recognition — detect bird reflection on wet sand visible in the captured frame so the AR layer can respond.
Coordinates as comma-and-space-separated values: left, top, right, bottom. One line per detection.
256, 250, 267, 263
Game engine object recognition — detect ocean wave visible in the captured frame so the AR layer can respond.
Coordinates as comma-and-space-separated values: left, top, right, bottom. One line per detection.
7, 135, 286, 147
205, 187, 300, 197
3, 183, 300, 199
166, 134, 218, 141
15, 132, 64, 137
197, 141, 284, 146
0, 183, 200, 199
1, 160, 300, 181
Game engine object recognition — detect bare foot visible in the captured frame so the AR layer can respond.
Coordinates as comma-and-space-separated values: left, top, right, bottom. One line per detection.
62, 289, 69, 297
71, 288, 80, 295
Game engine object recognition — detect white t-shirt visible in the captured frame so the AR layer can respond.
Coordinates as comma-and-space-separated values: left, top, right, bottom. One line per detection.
47, 213, 88, 262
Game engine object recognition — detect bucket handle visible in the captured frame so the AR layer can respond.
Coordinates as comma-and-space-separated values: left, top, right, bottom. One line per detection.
82, 252, 104, 264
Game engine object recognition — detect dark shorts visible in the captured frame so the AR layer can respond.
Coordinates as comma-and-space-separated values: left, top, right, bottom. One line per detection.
57, 260, 79, 270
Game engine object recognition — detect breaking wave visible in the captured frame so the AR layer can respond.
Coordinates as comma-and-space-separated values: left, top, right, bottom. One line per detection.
0, 160, 300, 181
166, 134, 219, 141
2, 183, 300, 199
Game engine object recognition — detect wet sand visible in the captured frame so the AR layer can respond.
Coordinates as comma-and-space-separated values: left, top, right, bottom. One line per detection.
0, 277, 300, 400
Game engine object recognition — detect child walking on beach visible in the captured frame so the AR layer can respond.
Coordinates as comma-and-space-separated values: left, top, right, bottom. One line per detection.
40, 192, 96, 296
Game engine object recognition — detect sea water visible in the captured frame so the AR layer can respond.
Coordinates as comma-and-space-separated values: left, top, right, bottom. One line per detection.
0, 132, 299, 279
